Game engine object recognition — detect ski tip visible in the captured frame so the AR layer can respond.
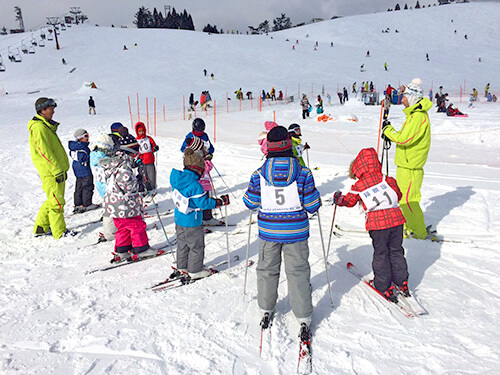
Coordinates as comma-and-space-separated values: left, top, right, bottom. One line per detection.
346, 262, 353, 268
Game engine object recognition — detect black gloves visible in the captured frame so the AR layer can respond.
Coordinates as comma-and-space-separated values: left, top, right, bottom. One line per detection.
215, 194, 230, 207
205, 153, 213, 161
55, 172, 66, 183
304, 143, 310, 150
381, 120, 391, 141
154, 145, 159, 152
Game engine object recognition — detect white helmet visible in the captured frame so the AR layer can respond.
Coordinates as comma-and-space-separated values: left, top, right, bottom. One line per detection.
95, 134, 115, 154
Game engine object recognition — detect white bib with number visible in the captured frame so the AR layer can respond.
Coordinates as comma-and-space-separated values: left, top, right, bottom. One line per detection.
353, 176, 399, 212
259, 174, 302, 213
172, 189, 205, 214
137, 137, 152, 154
295, 144, 304, 157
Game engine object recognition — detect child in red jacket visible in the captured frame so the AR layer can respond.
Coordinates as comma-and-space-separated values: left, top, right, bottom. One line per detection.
134, 122, 158, 195
333, 148, 409, 302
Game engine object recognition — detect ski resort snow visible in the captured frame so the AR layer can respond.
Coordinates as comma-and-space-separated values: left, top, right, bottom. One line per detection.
0, 2, 499, 374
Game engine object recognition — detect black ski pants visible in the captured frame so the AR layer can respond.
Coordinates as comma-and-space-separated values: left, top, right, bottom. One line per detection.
369, 224, 409, 292
74, 175, 94, 207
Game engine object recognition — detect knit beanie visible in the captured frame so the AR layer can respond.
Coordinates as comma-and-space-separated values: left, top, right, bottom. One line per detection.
183, 148, 205, 176
110, 122, 123, 132
264, 121, 278, 132
185, 136, 204, 152
267, 126, 293, 158
404, 78, 424, 106
74, 128, 88, 140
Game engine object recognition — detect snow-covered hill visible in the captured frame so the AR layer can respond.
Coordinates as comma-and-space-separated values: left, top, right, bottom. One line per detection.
0, 3, 499, 374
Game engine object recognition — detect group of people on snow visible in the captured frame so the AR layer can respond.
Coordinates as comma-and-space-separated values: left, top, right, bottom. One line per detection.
28, 77, 434, 341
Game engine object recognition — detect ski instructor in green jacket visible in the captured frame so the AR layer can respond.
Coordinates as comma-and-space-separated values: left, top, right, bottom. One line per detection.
28, 97, 70, 239
382, 78, 432, 240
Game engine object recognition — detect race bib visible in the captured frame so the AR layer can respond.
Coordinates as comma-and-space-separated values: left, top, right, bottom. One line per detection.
295, 144, 304, 157
172, 189, 205, 214
355, 176, 399, 212
259, 174, 302, 213
137, 138, 152, 154
93, 167, 106, 184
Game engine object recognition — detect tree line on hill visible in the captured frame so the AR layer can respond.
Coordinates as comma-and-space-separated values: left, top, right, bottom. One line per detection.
134, 7, 195, 30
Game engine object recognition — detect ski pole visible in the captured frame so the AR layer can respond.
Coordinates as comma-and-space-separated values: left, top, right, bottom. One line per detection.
224, 204, 231, 275
208, 172, 224, 219
149, 193, 175, 260
317, 212, 334, 307
326, 204, 338, 259
306, 148, 310, 168
243, 210, 253, 295
211, 162, 237, 199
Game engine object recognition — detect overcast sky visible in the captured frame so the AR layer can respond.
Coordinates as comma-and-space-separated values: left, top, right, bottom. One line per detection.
0, 0, 495, 32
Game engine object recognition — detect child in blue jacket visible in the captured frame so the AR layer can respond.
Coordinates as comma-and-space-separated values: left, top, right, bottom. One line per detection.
68, 129, 95, 213
170, 148, 229, 279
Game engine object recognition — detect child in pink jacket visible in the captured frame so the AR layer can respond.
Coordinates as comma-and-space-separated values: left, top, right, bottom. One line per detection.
257, 121, 279, 157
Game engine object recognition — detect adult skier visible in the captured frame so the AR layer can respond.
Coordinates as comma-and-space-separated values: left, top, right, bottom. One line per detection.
382, 78, 432, 239
28, 97, 70, 239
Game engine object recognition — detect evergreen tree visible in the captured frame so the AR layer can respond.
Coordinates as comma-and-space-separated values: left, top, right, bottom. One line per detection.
272, 13, 292, 31
202, 24, 219, 33
258, 20, 270, 34
404, 3, 408, 9
395, 3, 401, 10
415, 1, 421, 8
134, 7, 152, 28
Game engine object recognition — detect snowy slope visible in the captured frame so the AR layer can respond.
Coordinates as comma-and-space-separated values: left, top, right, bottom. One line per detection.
1, 3, 500, 374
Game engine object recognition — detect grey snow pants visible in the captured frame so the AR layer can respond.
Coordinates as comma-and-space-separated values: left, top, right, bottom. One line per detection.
369, 224, 409, 292
139, 163, 157, 192
257, 239, 313, 320
176, 224, 205, 273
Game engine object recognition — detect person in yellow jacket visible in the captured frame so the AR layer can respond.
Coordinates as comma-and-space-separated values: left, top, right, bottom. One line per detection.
382, 78, 432, 239
28, 98, 70, 239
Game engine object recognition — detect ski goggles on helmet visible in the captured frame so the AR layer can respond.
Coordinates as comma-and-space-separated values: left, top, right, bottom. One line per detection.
36, 98, 57, 112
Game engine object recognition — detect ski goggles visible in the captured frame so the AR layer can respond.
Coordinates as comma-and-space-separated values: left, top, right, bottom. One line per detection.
36, 98, 57, 112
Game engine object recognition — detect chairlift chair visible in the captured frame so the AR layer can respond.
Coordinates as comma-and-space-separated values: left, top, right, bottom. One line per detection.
0, 55, 5, 72
61, 24, 66, 31
40, 32, 46, 40
39, 39, 45, 47
21, 43, 28, 54
14, 49, 22, 62
47, 33, 53, 41
28, 46, 35, 54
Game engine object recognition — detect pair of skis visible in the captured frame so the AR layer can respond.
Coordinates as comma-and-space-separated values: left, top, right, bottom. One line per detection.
259, 312, 312, 374
347, 262, 427, 319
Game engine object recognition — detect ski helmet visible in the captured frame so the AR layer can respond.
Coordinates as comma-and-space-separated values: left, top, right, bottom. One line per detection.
288, 123, 301, 137
192, 118, 206, 132
95, 134, 115, 155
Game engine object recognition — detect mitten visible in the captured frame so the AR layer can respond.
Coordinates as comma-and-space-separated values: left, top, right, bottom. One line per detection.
205, 153, 213, 161
304, 142, 310, 150
333, 191, 343, 205
215, 194, 230, 207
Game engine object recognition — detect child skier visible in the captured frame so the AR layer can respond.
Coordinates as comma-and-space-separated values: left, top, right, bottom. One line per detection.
180, 118, 217, 223
315, 95, 324, 114
243, 125, 321, 344
288, 123, 310, 167
68, 129, 96, 213
300, 94, 310, 119
170, 148, 230, 279
333, 148, 409, 302
90, 134, 117, 243
257, 121, 279, 157
134, 121, 159, 195
99, 140, 157, 262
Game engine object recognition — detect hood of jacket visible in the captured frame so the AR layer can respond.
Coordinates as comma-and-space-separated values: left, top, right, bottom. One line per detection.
134, 122, 147, 139
27, 114, 59, 133
170, 168, 200, 191
351, 148, 381, 179
264, 121, 278, 132
259, 157, 301, 187
68, 140, 90, 152
403, 97, 433, 117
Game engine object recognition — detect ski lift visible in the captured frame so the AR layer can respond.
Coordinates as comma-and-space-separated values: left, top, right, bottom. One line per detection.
21, 42, 28, 54
28, 45, 35, 54
14, 49, 22, 62
40, 32, 46, 40
0, 55, 6, 72
39, 38, 45, 47
60, 24, 66, 31
47, 33, 53, 41
31, 34, 37, 46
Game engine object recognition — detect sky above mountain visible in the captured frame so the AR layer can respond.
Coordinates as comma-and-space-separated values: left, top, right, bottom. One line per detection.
0, 0, 496, 32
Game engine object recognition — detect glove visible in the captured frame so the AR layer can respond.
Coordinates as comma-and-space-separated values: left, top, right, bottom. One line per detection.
304, 143, 310, 150
215, 194, 230, 207
55, 172, 66, 184
333, 191, 343, 205
381, 120, 391, 141
153, 145, 159, 152
205, 153, 213, 161
135, 158, 143, 166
